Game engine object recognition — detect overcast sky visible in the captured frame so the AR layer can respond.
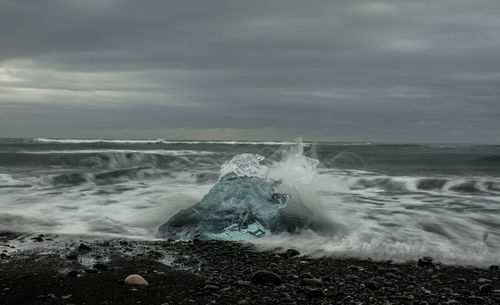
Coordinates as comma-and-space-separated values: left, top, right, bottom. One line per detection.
1, 0, 499, 143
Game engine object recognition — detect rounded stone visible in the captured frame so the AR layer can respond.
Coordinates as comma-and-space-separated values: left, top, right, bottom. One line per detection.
124, 274, 149, 286
250, 270, 282, 285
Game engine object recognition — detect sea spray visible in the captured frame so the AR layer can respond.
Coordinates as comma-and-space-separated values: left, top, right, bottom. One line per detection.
1, 138, 499, 266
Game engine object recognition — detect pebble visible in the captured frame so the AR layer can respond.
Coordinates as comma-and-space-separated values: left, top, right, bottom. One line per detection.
417, 258, 435, 268
306, 288, 325, 299
301, 278, 322, 286
66, 270, 79, 277
236, 280, 251, 286
204, 284, 219, 290
93, 263, 108, 270
385, 272, 397, 279
299, 272, 313, 279
422, 256, 434, 262
284, 248, 300, 258
124, 274, 149, 286
31, 236, 43, 242
365, 281, 379, 290
345, 274, 360, 281
84, 268, 99, 274
250, 270, 282, 285
78, 243, 92, 252
489, 265, 499, 271
479, 284, 492, 293
66, 252, 78, 260
347, 265, 363, 271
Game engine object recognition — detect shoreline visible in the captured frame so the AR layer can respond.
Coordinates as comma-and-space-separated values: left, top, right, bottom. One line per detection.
1, 232, 499, 304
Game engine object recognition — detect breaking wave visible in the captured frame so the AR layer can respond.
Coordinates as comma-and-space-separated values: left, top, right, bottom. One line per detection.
1, 138, 499, 266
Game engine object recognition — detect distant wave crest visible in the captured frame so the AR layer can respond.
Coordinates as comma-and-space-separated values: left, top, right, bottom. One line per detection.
33, 138, 299, 145
18, 149, 219, 156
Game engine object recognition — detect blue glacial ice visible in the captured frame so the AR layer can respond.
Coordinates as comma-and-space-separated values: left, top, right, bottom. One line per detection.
156, 153, 316, 240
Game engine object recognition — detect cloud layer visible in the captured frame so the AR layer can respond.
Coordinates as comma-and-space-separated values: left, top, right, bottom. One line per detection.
1, 0, 499, 143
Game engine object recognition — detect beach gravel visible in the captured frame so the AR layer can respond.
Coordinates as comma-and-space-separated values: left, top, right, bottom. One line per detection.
0, 232, 499, 304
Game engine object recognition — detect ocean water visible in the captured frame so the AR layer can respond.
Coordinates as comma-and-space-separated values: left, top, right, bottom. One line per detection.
0, 138, 499, 266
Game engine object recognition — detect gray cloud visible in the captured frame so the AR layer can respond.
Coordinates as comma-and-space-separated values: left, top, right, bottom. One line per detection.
1, 0, 500, 143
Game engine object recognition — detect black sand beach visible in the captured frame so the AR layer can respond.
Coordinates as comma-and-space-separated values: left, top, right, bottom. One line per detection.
1, 232, 499, 304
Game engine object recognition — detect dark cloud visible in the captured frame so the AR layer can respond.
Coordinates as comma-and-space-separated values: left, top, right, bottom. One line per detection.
1, 0, 500, 143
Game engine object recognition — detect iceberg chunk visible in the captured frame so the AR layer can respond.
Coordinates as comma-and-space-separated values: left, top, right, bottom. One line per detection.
155, 173, 313, 240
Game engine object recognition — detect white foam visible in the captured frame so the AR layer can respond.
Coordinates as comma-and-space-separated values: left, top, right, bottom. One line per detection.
0, 173, 21, 185
253, 228, 500, 267
2, 138, 500, 266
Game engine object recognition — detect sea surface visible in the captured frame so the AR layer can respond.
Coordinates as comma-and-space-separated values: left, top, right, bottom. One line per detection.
0, 138, 499, 266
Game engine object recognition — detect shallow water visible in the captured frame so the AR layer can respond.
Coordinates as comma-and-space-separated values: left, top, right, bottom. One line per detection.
0, 138, 499, 266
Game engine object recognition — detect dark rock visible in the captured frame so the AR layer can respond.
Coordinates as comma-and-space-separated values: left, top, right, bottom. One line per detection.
66, 270, 79, 277
489, 265, 499, 271
479, 284, 492, 293
66, 251, 78, 260
417, 259, 435, 268
284, 248, 300, 258
345, 274, 360, 281
0, 253, 8, 258
301, 278, 322, 286
347, 265, 363, 271
78, 243, 92, 252
250, 270, 282, 285
84, 268, 99, 274
203, 285, 219, 290
456, 278, 466, 284
93, 263, 108, 270
31, 236, 43, 242
365, 281, 379, 290
306, 288, 325, 299
299, 272, 314, 279
422, 256, 434, 262
385, 272, 397, 279
148, 251, 163, 258
237, 280, 251, 286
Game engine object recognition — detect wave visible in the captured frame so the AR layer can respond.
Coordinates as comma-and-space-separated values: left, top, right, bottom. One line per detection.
33, 138, 300, 145
0, 150, 223, 170
18, 149, 219, 156
33, 138, 168, 144
346, 174, 500, 195
39, 167, 218, 187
